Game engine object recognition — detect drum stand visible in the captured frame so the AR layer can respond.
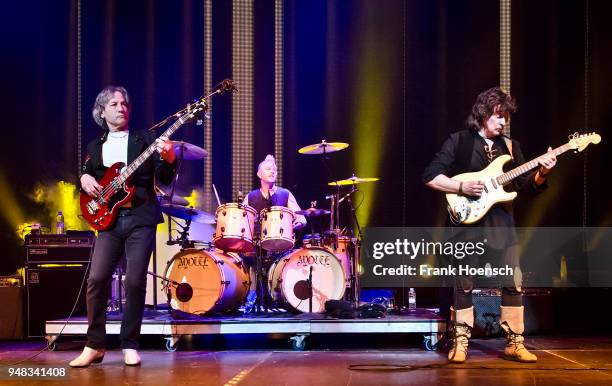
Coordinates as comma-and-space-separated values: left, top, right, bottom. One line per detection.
251, 241, 274, 313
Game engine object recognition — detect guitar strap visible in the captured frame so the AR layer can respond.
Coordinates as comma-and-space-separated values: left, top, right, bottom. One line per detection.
455, 131, 514, 173
454, 130, 474, 174
503, 136, 514, 159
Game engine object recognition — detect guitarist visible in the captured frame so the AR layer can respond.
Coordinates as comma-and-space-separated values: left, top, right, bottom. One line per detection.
70, 86, 177, 367
423, 87, 556, 363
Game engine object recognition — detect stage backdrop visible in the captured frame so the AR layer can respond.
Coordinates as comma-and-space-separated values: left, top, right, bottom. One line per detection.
0, 0, 610, 275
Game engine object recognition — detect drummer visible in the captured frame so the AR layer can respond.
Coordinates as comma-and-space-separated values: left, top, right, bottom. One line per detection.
243, 154, 306, 231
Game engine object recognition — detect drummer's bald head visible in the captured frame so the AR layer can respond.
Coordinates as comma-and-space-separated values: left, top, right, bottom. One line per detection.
257, 154, 277, 172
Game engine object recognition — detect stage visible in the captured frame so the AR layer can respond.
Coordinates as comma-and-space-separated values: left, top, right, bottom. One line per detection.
44, 309, 445, 352
1, 336, 612, 385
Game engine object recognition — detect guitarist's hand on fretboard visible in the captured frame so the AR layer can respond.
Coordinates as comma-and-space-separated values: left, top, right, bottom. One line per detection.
80, 174, 103, 198
536, 146, 557, 179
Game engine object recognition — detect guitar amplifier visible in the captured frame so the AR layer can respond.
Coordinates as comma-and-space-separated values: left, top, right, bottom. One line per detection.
0, 276, 24, 339
26, 264, 88, 337
25, 233, 94, 263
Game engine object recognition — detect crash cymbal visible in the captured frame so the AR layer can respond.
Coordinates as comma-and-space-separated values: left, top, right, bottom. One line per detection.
157, 194, 189, 206
173, 141, 208, 160
161, 204, 216, 224
298, 140, 349, 155
328, 174, 380, 186
295, 207, 331, 217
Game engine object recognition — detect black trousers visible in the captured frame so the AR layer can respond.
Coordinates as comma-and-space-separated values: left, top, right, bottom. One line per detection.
85, 214, 155, 350
453, 244, 523, 310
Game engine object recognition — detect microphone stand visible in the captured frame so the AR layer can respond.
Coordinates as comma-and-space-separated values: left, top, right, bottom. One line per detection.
308, 266, 313, 314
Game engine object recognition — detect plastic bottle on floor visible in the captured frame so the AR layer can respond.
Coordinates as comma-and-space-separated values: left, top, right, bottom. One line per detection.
408, 288, 416, 311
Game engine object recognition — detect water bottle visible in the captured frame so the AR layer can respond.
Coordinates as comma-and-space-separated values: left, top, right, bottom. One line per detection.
55, 211, 65, 234
408, 287, 416, 311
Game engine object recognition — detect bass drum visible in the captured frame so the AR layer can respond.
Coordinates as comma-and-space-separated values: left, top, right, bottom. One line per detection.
268, 247, 346, 313
164, 248, 250, 314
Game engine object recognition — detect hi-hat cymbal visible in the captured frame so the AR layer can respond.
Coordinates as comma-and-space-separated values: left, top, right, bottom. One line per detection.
173, 141, 208, 160
298, 140, 349, 155
295, 207, 331, 217
328, 174, 380, 186
161, 204, 216, 224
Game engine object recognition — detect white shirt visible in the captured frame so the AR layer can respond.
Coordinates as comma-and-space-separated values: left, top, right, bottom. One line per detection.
102, 130, 129, 168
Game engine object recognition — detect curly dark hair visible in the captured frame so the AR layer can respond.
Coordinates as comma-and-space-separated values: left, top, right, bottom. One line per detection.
465, 87, 517, 131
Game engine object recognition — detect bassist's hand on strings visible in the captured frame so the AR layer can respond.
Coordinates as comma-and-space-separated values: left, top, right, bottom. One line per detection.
80, 174, 103, 198
155, 136, 176, 164
460, 180, 485, 197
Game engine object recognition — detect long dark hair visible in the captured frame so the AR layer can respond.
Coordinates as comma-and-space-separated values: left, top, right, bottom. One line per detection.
465, 87, 517, 131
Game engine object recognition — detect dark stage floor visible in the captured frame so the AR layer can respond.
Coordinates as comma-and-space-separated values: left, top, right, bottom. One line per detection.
1, 336, 612, 385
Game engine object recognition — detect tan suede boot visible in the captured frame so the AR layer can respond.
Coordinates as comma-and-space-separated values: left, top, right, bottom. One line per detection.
500, 305, 537, 362
448, 306, 474, 363
69, 346, 105, 368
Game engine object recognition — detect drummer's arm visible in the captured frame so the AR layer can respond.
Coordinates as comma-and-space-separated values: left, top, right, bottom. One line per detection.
287, 192, 307, 230
242, 195, 249, 206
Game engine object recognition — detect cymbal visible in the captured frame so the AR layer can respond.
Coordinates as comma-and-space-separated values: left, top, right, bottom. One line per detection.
173, 141, 208, 160
328, 174, 380, 186
157, 194, 189, 206
161, 204, 216, 224
295, 207, 331, 217
298, 140, 349, 155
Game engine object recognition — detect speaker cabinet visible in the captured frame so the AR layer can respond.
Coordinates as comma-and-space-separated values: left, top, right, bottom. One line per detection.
0, 276, 24, 339
26, 265, 88, 337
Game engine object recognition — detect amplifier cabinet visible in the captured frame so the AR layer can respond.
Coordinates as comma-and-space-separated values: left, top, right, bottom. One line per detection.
25, 234, 94, 264
26, 264, 88, 337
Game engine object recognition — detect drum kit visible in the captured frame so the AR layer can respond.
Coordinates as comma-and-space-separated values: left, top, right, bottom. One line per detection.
150, 139, 379, 316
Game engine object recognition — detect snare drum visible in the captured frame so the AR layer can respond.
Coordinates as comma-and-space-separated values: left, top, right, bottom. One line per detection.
213, 203, 257, 252
260, 206, 295, 251
164, 249, 250, 314
267, 247, 346, 313
302, 233, 322, 248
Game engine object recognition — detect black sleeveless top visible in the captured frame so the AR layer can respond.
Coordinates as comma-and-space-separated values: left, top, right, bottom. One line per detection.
246, 187, 290, 216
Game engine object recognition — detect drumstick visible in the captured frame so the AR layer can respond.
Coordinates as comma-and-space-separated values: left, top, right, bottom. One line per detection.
212, 183, 222, 206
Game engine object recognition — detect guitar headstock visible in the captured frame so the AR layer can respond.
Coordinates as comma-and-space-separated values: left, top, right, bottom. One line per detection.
175, 79, 237, 123
568, 132, 601, 152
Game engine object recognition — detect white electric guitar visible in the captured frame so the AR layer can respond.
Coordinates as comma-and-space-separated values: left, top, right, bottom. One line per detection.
446, 132, 601, 224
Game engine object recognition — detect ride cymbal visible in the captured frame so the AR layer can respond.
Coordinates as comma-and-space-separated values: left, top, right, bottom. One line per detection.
161, 204, 216, 224
295, 207, 331, 217
298, 140, 349, 155
328, 174, 379, 186
172, 141, 208, 160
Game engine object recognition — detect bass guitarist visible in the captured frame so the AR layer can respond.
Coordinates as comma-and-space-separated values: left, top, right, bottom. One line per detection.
423, 87, 556, 363
70, 86, 177, 367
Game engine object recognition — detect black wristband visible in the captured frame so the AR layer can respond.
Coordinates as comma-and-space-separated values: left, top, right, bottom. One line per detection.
458, 182, 463, 194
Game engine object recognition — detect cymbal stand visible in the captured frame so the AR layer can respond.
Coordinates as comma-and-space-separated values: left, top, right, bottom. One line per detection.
154, 143, 186, 309
317, 141, 341, 234
345, 185, 362, 305
166, 218, 194, 249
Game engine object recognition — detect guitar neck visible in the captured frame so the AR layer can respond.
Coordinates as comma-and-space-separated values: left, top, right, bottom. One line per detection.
116, 115, 188, 184
497, 143, 570, 186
